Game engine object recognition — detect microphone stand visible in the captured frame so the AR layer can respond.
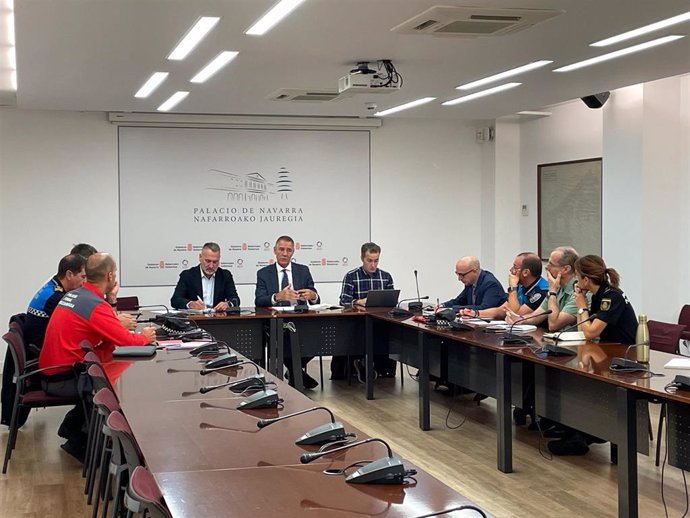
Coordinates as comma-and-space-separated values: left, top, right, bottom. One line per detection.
257, 406, 348, 445
300, 437, 408, 484
502, 310, 552, 344
541, 312, 598, 356
408, 270, 423, 312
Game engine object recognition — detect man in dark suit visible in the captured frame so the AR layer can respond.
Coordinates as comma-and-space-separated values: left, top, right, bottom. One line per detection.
171, 242, 240, 310
255, 235, 319, 387
441, 256, 506, 313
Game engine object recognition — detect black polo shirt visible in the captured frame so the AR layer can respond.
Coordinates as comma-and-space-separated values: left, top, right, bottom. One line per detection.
590, 284, 637, 345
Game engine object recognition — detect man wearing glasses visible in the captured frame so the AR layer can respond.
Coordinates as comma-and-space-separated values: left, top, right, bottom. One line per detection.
506, 246, 580, 331
440, 256, 506, 313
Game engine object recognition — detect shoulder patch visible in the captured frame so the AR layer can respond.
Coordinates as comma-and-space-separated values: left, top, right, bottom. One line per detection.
600, 298, 611, 311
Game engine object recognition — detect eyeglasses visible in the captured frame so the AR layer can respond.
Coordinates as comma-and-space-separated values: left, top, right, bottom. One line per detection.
455, 269, 476, 278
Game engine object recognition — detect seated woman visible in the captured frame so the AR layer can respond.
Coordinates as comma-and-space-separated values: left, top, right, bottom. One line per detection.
547, 254, 638, 456
573, 255, 637, 344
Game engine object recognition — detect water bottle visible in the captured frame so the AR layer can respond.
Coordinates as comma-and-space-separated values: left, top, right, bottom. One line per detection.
635, 314, 650, 363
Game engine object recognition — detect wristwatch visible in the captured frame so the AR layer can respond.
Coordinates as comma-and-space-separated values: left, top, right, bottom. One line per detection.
548, 291, 557, 298
577, 307, 588, 315
507, 286, 517, 293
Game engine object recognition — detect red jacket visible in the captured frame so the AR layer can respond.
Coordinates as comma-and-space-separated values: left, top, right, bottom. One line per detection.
40, 282, 149, 375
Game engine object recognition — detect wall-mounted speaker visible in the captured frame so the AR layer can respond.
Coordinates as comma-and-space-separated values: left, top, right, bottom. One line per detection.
581, 92, 610, 109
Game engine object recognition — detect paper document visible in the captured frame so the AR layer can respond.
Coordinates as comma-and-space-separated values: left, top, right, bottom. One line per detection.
159, 340, 211, 350
543, 331, 586, 341
664, 358, 690, 369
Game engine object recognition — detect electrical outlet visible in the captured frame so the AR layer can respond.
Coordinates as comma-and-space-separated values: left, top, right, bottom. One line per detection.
521, 204, 528, 216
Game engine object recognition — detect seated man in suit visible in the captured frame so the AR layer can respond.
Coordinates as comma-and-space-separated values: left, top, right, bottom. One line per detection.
171, 242, 240, 311
441, 256, 506, 314
255, 235, 319, 388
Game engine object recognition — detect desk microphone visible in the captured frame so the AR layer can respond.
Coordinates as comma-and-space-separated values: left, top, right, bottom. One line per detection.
542, 313, 598, 356
134, 304, 171, 322
413, 505, 488, 518
237, 377, 281, 409
300, 437, 408, 484
503, 310, 552, 344
408, 270, 424, 312
201, 359, 261, 376
390, 296, 429, 317
257, 406, 347, 445
199, 374, 267, 394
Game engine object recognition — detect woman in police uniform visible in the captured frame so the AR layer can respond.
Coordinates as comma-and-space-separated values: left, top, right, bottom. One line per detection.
573, 255, 637, 344
547, 254, 639, 457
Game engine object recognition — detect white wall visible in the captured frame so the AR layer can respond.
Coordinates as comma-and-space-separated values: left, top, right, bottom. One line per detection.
0, 111, 485, 344
515, 74, 690, 322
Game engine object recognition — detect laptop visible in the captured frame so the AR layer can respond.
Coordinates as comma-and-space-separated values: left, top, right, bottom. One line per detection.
365, 289, 400, 307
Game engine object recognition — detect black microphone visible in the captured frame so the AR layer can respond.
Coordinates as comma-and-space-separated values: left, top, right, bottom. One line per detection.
390, 296, 429, 317
189, 341, 221, 357
201, 359, 261, 376
502, 310, 553, 344
300, 437, 407, 484
541, 312, 598, 356
408, 270, 424, 312
257, 407, 347, 445
236, 376, 281, 409
134, 304, 171, 322
413, 505, 488, 518
199, 373, 267, 394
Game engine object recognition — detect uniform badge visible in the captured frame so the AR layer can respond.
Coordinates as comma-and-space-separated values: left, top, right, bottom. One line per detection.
600, 298, 611, 311
529, 292, 542, 303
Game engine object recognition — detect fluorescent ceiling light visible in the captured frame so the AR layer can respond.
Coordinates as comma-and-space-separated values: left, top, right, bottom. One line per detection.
374, 97, 436, 117
554, 35, 684, 72
245, 0, 306, 36
442, 83, 521, 106
591, 11, 690, 47
168, 17, 220, 60
158, 91, 189, 112
457, 60, 552, 90
191, 51, 239, 83
134, 72, 169, 98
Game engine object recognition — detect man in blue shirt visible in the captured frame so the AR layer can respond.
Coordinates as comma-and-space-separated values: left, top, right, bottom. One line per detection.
474, 252, 548, 320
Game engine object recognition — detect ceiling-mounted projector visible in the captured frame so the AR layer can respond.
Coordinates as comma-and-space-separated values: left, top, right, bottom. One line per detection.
338, 61, 401, 95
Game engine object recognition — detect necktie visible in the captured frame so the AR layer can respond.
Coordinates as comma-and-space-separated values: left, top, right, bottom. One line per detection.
281, 269, 289, 290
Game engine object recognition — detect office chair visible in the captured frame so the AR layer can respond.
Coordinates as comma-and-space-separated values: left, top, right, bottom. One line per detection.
2, 327, 81, 473
116, 296, 140, 311
125, 466, 173, 518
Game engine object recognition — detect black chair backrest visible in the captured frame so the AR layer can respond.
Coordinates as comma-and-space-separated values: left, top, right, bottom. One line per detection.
117, 297, 140, 311
3, 330, 27, 377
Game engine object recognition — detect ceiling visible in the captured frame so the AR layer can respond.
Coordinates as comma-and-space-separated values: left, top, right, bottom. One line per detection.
12, 0, 690, 120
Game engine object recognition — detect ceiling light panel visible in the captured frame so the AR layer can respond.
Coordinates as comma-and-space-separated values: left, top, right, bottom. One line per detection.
245, 0, 306, 36
374, 97, 436, 116
191, 51, 239, 83
591, 10, 690, 47
443, 83, 521, 106
168, 16, 220, 60
158, 91, 189, 112
134, 72, 169, 98
554, 35, 684, 72
457, 60, 552, 90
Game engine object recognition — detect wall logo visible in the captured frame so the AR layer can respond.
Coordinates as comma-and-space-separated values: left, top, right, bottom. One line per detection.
342, 257, 349, 265
207, 167, 294, 201
182, 259, 189, 267
187, 243, 193, 251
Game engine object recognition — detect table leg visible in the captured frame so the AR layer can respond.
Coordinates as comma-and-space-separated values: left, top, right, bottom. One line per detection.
496, 353, 513, 473
290, 324, 304, 392
617, 387, 638, 518
418, 330, 430, 431
366, 317, 374, 400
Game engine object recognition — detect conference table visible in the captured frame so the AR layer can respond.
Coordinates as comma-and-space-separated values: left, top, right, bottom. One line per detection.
112, 349, 492, 517
172, 305, 690, 518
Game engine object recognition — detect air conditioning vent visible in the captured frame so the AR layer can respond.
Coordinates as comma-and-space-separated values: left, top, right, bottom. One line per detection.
267, 88, 342, 102
391, 6, 562, 38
